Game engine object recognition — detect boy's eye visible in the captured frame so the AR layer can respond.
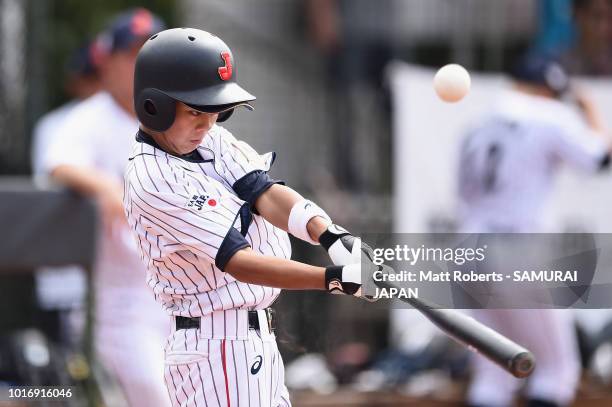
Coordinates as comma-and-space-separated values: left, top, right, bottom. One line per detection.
189, 110, 201, 116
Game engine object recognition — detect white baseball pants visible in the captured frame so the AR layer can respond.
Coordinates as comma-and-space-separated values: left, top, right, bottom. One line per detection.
164, 309, 291, 407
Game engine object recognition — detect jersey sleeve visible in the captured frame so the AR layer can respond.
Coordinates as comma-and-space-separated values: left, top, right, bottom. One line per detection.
550, 116, 609, 172
126, 153, 250, 270
213, 126, 284, 210
40, 104, 98, 174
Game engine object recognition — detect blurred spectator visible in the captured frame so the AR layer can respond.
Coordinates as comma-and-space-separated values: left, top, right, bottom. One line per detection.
39, 8, 170, 407
457, 54, 611, 407
562, 0, 612, 75
305, 0, 396, 192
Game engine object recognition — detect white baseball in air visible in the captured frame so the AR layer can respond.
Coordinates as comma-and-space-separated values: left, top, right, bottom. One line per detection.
433, 64, 471, 103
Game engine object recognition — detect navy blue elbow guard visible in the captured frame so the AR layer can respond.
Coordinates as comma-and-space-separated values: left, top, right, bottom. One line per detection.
215, 227, 250, 271
233, 170, 285, 213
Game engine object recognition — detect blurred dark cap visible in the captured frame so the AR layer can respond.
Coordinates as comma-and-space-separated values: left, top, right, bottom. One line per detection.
65, 41, 98, 77
510, 53, 570, 96
92, 8, 165, 59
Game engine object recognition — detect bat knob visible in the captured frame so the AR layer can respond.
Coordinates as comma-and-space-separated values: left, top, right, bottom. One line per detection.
511, 351, 536, 378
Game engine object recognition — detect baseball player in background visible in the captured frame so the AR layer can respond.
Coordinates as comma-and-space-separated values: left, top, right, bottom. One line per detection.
125, 28, 375, 407
31, 40, 101, 347
41, 9, 171, 407
458, 54, 611, 407
33, 41, 101, 175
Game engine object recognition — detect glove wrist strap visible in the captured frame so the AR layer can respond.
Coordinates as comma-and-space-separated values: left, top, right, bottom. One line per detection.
319, 224, 350, 250
324, 265, 344, 292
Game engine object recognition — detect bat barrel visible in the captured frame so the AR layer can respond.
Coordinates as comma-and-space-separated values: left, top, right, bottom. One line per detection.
373, 279, 537, 378
426, 307, 536, 378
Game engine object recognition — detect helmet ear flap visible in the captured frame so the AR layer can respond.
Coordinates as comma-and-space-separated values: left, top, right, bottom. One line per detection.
135, 88, 176, 131
216, 109, 234, 123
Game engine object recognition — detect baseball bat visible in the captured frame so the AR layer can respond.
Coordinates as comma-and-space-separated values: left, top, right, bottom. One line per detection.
374, 279, 535, 378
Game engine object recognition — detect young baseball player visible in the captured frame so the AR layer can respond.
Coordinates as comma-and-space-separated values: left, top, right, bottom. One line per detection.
125, 28, 373, 406
458, 54, 611, 407
42, 9, 172, 407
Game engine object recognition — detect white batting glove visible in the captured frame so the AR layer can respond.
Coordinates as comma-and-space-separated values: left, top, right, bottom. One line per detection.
319, 224, 362, 265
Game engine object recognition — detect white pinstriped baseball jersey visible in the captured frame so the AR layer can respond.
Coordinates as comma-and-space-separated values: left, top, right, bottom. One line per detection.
124, 124, 291, 318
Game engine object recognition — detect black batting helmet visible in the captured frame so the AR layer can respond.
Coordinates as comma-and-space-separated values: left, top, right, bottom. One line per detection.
134, 28, 255, 131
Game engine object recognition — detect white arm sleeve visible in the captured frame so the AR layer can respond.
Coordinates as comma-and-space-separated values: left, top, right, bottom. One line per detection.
41, 104, 98, 174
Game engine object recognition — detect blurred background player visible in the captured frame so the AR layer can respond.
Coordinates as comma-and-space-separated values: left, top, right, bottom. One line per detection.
457, 54, 611, 407
40, 8, 171, 407
30, 39, 101, 349
32, 40, 101, 175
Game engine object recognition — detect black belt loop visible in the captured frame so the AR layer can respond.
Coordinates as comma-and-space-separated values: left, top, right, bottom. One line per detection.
248, 311, 259, 329
176, 316, 200, 330
248, 309, 276, 332
175, 309, 275, 332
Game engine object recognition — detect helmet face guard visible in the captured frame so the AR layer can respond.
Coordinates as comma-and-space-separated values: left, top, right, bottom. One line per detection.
134, 28, 255, 131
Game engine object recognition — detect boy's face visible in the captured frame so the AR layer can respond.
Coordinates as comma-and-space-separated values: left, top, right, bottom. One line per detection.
159, 102, 219, 155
